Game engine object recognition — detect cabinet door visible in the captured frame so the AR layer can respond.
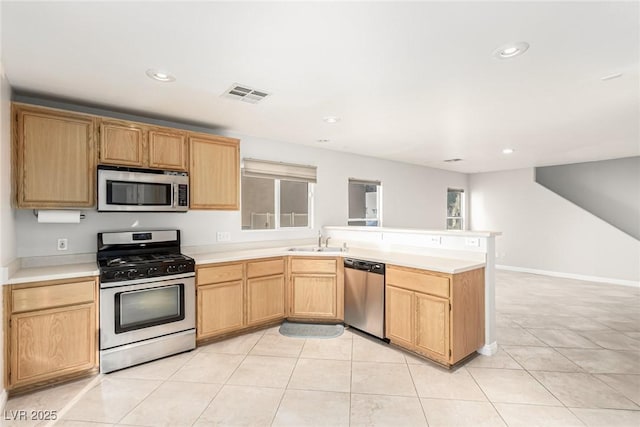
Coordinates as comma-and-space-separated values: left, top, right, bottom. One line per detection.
197, 281, 244, 339
15, 107, 96, 208
148, 129, 188, 171
415, 293, 450, 363
290, 274, 337, 319
99, 121, 145, 166
247, 275, 285, 326
10, 303, 96, 388
385, 286, 414, 349
189, 135, 240, 210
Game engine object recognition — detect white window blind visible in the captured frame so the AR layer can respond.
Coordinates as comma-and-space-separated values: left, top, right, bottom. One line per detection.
242, 158, 317, 183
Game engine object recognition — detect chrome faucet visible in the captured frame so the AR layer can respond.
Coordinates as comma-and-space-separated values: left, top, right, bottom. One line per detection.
325, 237, 332, 248
318, 231, 322, 248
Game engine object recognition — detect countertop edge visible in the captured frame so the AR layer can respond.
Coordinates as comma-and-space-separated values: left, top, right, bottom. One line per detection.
7, 245, 486, 284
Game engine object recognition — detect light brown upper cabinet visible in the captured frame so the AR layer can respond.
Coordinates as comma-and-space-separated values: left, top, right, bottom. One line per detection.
13, 104, 96, 208
13, 103, 240, 210
99, 120, 145, 166
148, 129, 188, 171
99, 119, 188, 171
189, 134, 240, 210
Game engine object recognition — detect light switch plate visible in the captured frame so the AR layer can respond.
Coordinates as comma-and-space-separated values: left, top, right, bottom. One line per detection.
216, 232, 231, 242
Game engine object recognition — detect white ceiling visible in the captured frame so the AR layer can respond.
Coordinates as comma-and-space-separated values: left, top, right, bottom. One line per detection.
1, 1, 638, 173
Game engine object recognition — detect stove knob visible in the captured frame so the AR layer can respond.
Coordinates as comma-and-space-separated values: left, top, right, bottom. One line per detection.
147, 267, 158, 276
127, 269, 138, 279
178, 264, 186, 273
113, 271, 124, 280
167, 265, 177, 273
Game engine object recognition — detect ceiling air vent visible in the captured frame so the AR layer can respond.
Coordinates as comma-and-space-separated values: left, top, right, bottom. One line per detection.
222, 84, 270, 104
444, 158, 463, 163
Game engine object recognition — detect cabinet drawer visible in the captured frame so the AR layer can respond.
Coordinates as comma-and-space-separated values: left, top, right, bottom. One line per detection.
290, 258, 337, 274
386, 266, 450, 298
247, 258, 284, 279
12, 280, 95, 313
198, 263, 243, 285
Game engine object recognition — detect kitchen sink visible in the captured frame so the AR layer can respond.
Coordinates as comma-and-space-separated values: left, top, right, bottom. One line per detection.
288, 247, 344, 253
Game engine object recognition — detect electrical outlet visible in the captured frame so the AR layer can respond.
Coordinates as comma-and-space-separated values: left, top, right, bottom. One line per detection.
216, 232, 231, 242
57, 238, 68, 251
465, 237, 480, 247
428, 236, 442, 245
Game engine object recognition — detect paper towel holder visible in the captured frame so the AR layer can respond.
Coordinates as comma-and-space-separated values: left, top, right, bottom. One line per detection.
33, 209, 86, 223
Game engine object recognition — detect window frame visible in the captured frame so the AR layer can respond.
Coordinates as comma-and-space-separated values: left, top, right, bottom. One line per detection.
347, 178, 383, 227
446, 188, 465, 230
241, 175, 314, 231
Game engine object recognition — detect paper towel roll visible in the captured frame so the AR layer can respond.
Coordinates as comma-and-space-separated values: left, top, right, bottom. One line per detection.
37, 210, 81, 224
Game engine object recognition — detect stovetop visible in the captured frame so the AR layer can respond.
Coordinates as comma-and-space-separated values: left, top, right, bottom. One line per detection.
98, 253, 195, 284
99, 253, 193, 269
97, 230, 195, 284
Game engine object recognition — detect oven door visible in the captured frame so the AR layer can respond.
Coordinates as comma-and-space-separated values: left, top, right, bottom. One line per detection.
100, 275, 195, 350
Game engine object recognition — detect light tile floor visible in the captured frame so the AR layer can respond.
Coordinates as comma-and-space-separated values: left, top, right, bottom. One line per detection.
3, 270, 640, 426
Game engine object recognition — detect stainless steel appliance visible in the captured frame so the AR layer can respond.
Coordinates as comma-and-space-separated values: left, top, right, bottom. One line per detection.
97, 165, 189, 212
344, 258, 386, 339
97, 230, 195, 373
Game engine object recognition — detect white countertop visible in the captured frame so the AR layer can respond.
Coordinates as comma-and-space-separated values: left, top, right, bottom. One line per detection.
5, 241, 486, 285
189, 246, 484, 274
6, 262, 99, 285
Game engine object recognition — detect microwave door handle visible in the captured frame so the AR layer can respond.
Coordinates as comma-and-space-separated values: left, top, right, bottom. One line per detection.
173, 183, 178, 208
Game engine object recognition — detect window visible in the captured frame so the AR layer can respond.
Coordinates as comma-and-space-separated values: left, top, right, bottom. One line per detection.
447, 188, 464, 230
241, 159, 315, 230
348, 179, 382, 226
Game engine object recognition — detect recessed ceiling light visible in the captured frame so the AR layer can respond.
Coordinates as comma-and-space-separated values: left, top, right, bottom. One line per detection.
317, 139, 330, 143
444, 158, 463, 163
493, 42, 529, 60
502, 148, 514, 154
146, 69, 176, 82
323, 116, 340, 124
601, 73, 623, 81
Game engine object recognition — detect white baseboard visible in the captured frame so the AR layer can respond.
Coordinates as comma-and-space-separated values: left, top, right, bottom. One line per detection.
496, 264, 639, 288
0, 389, 7, 414
477, 341, 498, 356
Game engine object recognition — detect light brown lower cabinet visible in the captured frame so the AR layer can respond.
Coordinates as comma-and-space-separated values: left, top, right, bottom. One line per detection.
415, 292, 450, 361
385, 265, 484, 366
385, 285, 414, 348
247, 275, 285, 326
196, 257, 286, 342
197, 280, 245, 339
4, 277, 98, 392
288, 257, 344, 322
290, 275, 337, 318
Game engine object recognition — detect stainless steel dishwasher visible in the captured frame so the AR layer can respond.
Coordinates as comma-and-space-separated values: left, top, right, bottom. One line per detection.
344, 258, 386, 339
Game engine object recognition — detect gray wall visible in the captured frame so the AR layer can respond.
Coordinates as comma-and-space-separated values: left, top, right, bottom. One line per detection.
470, 168, 640, 282
535, 157, 640, 240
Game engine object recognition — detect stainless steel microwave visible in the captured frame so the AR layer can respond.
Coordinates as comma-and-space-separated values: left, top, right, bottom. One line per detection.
97, 165, 189, 212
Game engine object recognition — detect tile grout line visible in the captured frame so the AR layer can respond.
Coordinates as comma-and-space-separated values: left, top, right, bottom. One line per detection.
466, 364, 512, 426
268, 334, 306, 426
405, 358, 431, 426
48, 374, 105, 427
191, 330, 266, 426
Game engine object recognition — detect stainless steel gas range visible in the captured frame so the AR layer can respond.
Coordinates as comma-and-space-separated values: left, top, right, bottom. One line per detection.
97, 230, 196, 373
